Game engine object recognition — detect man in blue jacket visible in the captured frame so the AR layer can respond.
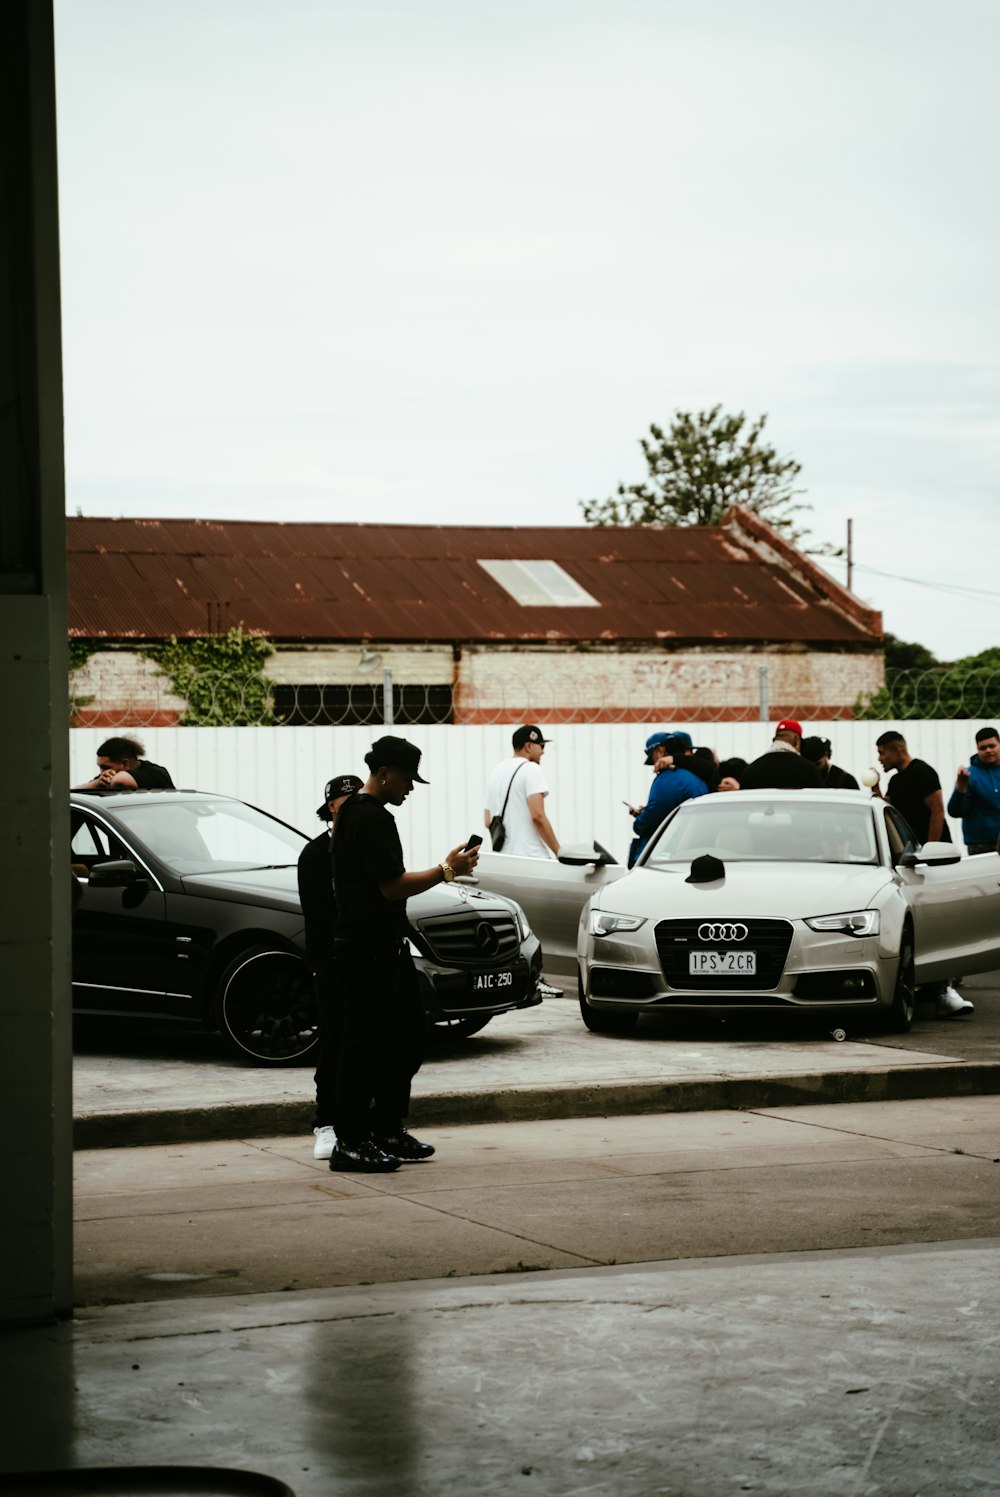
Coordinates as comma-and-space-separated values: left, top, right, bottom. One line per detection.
631, 734, 708, 862
947, 726, 1000, 854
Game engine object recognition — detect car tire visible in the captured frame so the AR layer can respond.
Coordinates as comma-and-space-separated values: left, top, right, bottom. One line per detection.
215, 945, 319, 1066
885, 929, 916, 1033
578, 994, 639, 1035
431, 1014, 493, 1039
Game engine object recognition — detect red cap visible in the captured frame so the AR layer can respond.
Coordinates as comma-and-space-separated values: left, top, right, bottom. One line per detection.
776, 719, 803, 737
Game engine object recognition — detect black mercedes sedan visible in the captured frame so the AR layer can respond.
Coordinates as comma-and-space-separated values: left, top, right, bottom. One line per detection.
70, 789, 543, 1065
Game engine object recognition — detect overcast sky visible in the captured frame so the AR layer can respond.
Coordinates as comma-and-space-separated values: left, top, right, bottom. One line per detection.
53, 0, 1000, 663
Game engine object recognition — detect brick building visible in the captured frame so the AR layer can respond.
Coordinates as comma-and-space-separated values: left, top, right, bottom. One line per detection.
67, 508, 884, 725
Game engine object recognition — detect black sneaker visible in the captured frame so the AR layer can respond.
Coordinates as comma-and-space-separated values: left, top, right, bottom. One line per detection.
375, 1129, 435, 1162
329, 1138, 401, 1173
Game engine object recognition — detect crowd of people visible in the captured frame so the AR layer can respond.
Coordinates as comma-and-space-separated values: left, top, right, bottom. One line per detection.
71, 718, 1000, 1166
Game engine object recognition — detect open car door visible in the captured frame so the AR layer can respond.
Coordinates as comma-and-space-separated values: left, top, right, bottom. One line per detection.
471, 843, 629, 979
899, 843, 1000, 983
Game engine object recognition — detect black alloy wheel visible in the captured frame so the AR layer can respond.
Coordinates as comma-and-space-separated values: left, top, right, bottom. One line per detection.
885, 929, 916, 1033
216, 945, 319, 1065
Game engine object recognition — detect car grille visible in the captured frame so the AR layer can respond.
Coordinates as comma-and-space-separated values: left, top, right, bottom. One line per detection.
416, 911, 521, 966
654, 918, 794, 991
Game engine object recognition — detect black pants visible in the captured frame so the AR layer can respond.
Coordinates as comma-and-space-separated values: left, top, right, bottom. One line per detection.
332, 940, 425, 1144
312, 955, 343, 1128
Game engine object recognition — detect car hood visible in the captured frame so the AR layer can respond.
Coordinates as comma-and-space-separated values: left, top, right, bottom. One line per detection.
180, 869, 524, 925
408, 883, 524, 922
593, 861, 893, 920
180, 865, 302, 913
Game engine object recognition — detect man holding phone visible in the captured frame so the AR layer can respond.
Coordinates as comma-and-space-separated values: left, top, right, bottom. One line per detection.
330, 735, 480, 1172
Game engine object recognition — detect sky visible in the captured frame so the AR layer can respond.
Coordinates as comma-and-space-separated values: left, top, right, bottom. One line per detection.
53, 0, 1000, 662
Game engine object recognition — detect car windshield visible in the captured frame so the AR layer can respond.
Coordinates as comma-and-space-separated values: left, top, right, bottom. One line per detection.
643, 799, 879, 868
109, 798, 307, 875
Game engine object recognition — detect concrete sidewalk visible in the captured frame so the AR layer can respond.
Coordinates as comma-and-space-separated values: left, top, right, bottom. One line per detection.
73, 1095, 1000, 1306
73, 974, 1000, 1146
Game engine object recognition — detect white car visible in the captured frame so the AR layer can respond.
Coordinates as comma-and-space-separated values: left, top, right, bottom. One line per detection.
472, 791, 1000, 1034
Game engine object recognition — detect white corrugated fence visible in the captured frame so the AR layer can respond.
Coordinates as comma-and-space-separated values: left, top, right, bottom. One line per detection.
69, 720, 992, 869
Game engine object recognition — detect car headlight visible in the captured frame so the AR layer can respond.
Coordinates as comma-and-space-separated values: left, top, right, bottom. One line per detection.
514, 908, 530, 941
804, 910, 880, 937
588, 910, 647, 937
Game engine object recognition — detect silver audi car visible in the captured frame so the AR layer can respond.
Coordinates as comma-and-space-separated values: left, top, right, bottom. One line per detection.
473, 790, 1000, 1034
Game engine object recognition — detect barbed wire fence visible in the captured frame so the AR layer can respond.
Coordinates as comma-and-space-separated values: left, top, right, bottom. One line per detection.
68, 665, 1000, 730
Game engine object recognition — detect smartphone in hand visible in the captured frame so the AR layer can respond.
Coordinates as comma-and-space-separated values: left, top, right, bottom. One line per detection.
464, 834, 484, 851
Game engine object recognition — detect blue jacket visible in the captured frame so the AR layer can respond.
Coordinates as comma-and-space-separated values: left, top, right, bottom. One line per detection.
947, 753, 1000, 847
631, 766, 708, 863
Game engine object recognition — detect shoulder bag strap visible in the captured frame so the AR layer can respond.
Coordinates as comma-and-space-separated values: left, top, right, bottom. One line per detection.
499, 760, 527, 819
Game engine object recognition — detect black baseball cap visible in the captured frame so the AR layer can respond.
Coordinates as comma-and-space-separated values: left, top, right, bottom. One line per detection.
317, 772, 363, 818
685, 854, 726, 883
365, 735, 429, 783
512, 724, 551, 749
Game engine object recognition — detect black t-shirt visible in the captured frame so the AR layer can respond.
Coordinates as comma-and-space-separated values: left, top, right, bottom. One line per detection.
886, 758, 951, 844
741, 751, 823, 790
331, 793, 409, 942
297, 831, 337, 963
822, 763, 859, 791
132, 759, 174, 789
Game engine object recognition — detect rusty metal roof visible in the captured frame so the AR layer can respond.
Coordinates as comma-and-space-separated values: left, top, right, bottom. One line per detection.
67, 510, 882, 646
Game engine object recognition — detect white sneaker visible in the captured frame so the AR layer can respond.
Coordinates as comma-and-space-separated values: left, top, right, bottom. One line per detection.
934, 986, 974, 1018
313, 1125, 337, 1159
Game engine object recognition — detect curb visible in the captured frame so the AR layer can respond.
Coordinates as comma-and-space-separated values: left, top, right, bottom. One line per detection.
73, 1060, 1000, 1149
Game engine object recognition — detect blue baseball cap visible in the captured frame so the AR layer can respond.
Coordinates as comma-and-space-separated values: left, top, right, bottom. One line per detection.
644, 731, 670, 765
667, 730, 693, 750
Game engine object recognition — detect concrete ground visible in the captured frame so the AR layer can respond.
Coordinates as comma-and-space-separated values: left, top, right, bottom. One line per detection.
5, 1096, 1000, 1495
73, 1097, 1000, 1305
4, 977, 998, 1494
72, 971, 1000, 1146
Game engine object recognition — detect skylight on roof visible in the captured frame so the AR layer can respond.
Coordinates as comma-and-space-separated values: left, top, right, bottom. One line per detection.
478, 559, 600, 607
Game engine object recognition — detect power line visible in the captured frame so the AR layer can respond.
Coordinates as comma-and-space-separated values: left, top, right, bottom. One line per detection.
853, 563, 1000, 607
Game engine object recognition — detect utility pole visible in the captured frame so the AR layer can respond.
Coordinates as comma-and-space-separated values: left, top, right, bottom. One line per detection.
846, 518, 853, 593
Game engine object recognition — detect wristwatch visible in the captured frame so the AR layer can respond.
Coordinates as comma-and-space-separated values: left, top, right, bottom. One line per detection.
439, 862, 455, 883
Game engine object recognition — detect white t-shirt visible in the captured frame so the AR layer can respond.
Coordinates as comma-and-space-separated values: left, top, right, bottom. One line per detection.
485, 756, 554, 858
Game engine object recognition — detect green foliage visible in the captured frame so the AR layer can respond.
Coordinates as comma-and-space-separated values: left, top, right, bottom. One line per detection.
883, 632, 939, 672
855, 644, 1000, 720
581, 406, 834, 552
68, 638, 96, 673
144, 627, 278, 726
68, 638, 98, 721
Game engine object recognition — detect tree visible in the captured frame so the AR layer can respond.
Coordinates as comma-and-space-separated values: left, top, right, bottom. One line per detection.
581, 405, 824, 550
855, 643, 1000, 720
883, 633, 939, 673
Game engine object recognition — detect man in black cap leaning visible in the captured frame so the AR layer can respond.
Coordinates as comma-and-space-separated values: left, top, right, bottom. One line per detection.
330, 735, 480, 1172
297, 772, 364, 1161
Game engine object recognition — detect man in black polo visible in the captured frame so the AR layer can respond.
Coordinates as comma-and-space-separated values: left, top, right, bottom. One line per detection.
330, 735, 479, 1172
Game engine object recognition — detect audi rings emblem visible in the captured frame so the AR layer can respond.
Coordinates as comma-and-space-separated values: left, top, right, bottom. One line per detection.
697, 922, 749, 942
475, 922, 502, 957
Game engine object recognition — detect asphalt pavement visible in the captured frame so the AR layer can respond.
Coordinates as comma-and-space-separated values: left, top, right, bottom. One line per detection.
72, 970, 1000, 1147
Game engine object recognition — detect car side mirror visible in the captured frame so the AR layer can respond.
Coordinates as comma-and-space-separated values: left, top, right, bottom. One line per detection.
558, 841, 617, 868
900, 841, 962, 869
88, 857, 144, 887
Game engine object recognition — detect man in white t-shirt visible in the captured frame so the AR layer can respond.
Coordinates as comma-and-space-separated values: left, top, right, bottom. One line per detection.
483, 725, 560, 859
